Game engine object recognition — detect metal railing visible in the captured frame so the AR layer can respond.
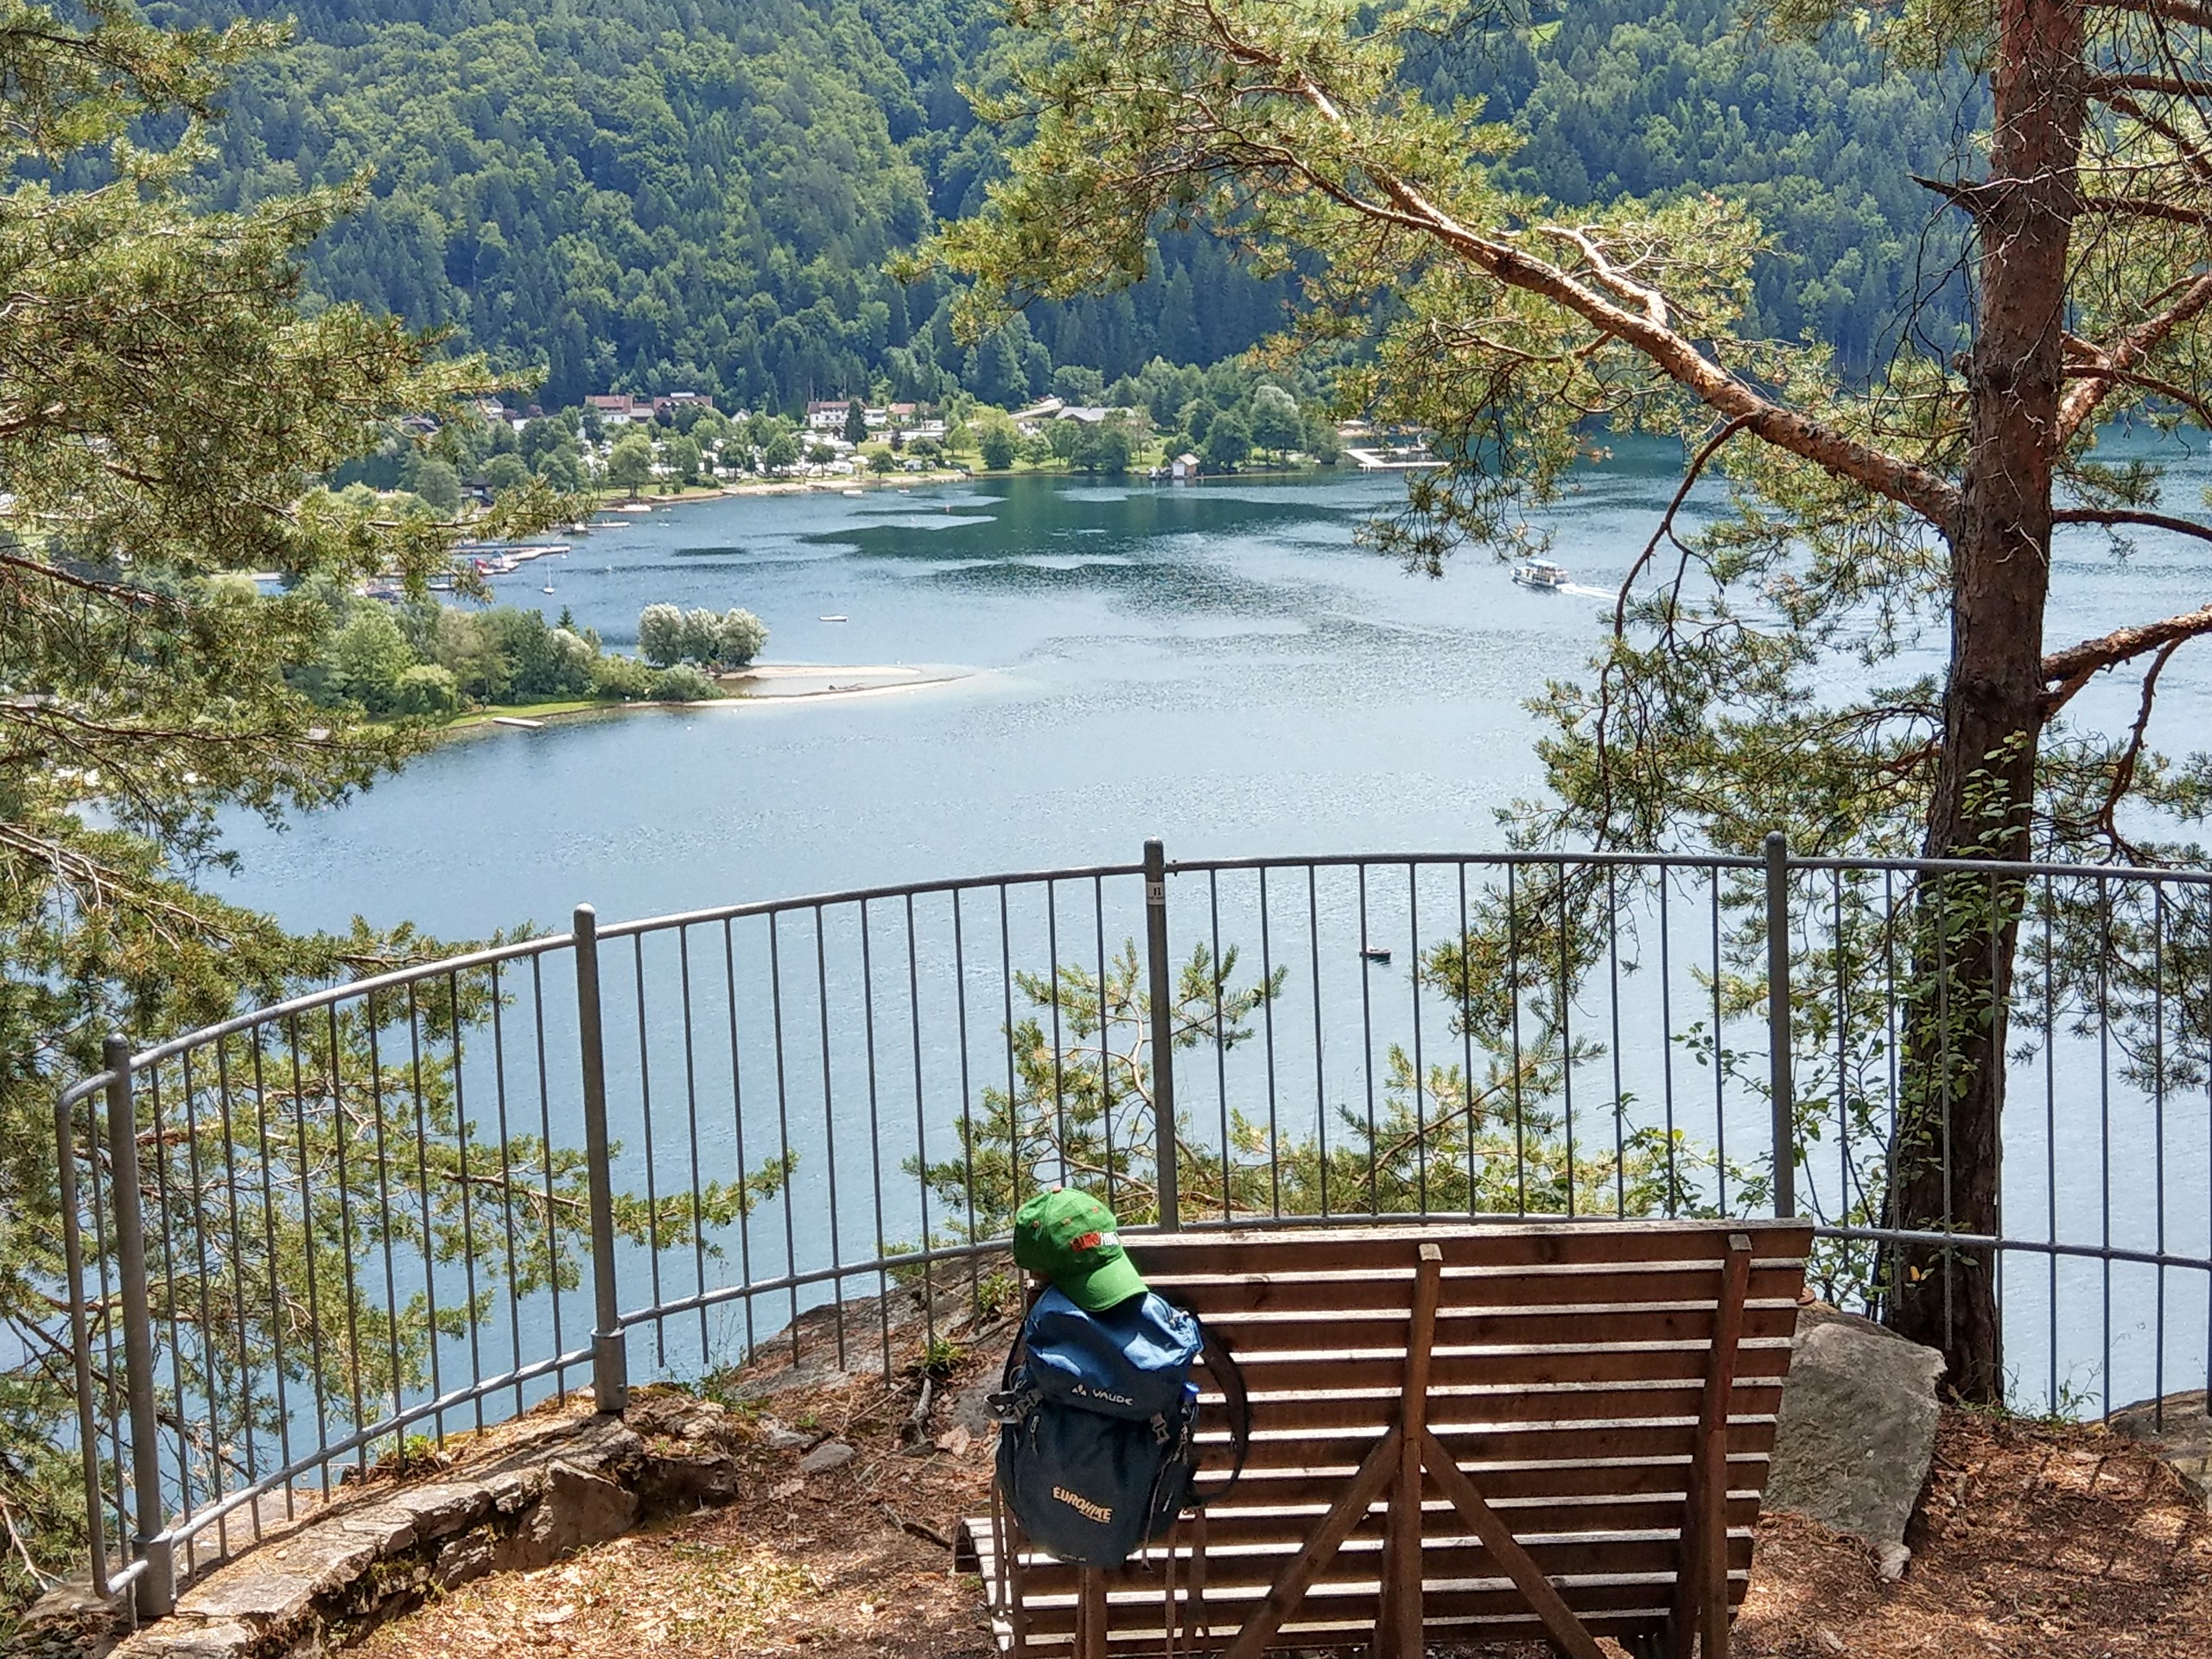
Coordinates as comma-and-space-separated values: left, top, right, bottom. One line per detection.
48, 836, 2212, 1618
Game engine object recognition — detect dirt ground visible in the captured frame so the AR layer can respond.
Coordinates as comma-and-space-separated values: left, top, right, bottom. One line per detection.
350, 1342, 2212, 1659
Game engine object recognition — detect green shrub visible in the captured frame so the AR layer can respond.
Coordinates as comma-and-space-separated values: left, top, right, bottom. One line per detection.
650, 663, 718, 702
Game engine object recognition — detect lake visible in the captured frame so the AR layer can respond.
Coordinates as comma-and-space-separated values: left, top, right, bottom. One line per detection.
219, 435, 2212, 938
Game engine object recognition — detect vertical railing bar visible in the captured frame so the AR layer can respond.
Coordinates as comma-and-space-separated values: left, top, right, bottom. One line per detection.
105, 1039, 175, 1616
364, 1007, 404, 1462
1987, 868, 2004, 1373
2100, 875, 2114, 1419
212, 1039, 260, 1538
284, 1014, 330, 1497
488, 963, 525, 1420
247, 1033, 291, 1517
1709, 868, 1727, 1215
1210, 869, 1230, 1223
631, 934, 663, 1370
1766, 830, 1794, 1219
574, 905, 627, 1415
54, 1087, 109, 1596
88, 1081, 128, 1584
1932, 872, 1954, 1357
1259, 865, 1281, 1220
2044, 874, 2059, 1414
950, 889, 980, 1316
1310, 862, 1328, 1218
858, 899, 892, 1379
1658, 875, 1677, 1217
529, 953, 564, 1402
1001, 886, 1022, 1224
1143, 842, 1179, 1231
1409, 861, 1427, 1214
2154, 882, 2168, 1431
1357, 862, 1378, 1215
1608, 865, 1625, 1220
1461, 861, 1478, 1217
906, 893, 934, 1350
446, 969, 485, 1436
1095, 875, 1114, 1216
679, 926, 710, 1366
722, 918, 757, 1366
1047, 879, 1068, 1190
178, 1046, 228, 1559
766, 911, 800, 1364
814, 904, 847, 1371
327, 1001, 366, 1466
1557, 860, 1574, 1220
1507, 863, 1527, 1216
1835, 873, 1853, 1287
404, 981, 445, 1446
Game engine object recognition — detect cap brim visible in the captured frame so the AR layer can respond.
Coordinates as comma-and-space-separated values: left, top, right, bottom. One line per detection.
1062, 1251, 1147, 1312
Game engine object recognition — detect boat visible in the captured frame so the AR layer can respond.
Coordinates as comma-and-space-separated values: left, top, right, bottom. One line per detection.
842, 488, 866, 497
1359, 945, 1392, 964
1512, 559, 1570, 589
542, 584, 556, 594
819, 614, 849, 622
615, 501, 653, 514
490, 715, 545, 731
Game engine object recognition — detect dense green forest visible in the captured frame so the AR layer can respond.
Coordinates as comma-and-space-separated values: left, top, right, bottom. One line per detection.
167, 0, 1983, 410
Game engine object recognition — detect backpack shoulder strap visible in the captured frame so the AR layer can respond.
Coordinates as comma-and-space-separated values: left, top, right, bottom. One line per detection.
1185, 1316, 1250, 1507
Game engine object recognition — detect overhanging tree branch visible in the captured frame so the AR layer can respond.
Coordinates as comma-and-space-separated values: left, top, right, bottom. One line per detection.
2042, 599, 2212, 711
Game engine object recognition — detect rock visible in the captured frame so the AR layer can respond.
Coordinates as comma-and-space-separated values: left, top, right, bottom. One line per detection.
1875, 1540, 1912, 1582
947, 1377, 1000, 1437
1766, 1305, 1946, 1560
432, 1529, 495, 1591
798, 1440, 856, 1476
934, 1425, 973, 1459
497, 1461, 640, 1569
759, 1417, 814, 1450
2107, 1389, 2212, 1506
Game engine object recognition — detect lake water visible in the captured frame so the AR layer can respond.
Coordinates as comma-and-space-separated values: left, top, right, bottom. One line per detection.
220, 436, 2212, 938
207, 437, 2212, 1415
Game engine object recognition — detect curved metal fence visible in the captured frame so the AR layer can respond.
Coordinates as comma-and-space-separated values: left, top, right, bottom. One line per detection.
49, 838, 2212, 1620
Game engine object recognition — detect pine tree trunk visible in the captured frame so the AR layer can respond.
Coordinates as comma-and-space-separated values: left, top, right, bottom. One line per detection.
1884, 0, 2083, 1402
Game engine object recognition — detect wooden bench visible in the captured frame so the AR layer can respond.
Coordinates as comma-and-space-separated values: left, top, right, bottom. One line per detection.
959, 1218, 1813, 1659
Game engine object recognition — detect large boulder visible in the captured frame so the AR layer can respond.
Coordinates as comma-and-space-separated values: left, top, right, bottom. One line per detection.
1765, 1305, 1946, 1573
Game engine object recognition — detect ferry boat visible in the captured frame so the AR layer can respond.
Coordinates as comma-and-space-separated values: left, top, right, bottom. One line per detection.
1512, 559, 1570, 589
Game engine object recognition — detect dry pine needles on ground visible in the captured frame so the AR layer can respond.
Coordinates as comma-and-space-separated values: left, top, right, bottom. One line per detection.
352, 1336, 2212, 1659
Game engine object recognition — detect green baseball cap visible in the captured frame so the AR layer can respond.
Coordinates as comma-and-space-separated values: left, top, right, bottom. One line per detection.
1012, 1188, 1147, 1311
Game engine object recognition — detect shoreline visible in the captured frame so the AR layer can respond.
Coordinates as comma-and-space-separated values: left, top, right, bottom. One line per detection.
442, 662, 974, 736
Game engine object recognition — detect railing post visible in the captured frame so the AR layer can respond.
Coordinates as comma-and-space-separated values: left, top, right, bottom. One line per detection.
572, 906, 628, 1414
1143, 840, 1179, 1232
1764, 832, 1796, 1219
104, 1035, 174, 1618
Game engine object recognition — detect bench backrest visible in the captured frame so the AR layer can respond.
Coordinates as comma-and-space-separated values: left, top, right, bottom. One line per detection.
963, 1217, 1813, 1659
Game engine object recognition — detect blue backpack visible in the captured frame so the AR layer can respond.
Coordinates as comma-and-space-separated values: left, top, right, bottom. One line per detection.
993, 1287, 1250, 1567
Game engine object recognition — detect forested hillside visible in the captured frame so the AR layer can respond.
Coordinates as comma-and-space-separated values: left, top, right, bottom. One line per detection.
178, 0, 1984, 410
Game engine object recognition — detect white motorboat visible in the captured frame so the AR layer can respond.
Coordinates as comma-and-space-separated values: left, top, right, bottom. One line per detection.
1512, 559, 1570, 589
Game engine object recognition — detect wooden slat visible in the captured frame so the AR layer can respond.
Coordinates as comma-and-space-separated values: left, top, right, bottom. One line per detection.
1217, 1376, 1780, 1435
1014, 1567, 1750, 1634
1148, 1257, 1806, 1306
1214, 1414, 1777, 1472
1126, 1219, 1813, 1274
1190, 1301, 1803, 1351
1002, 1528, 1756, 1599
1184, 1461, 1770, 1514
1672, 1234, 1753, 1659
1228, 1336, 1795, 1393
1030, 1490, 1765, 1549
1152, 1268, 1808, 1317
